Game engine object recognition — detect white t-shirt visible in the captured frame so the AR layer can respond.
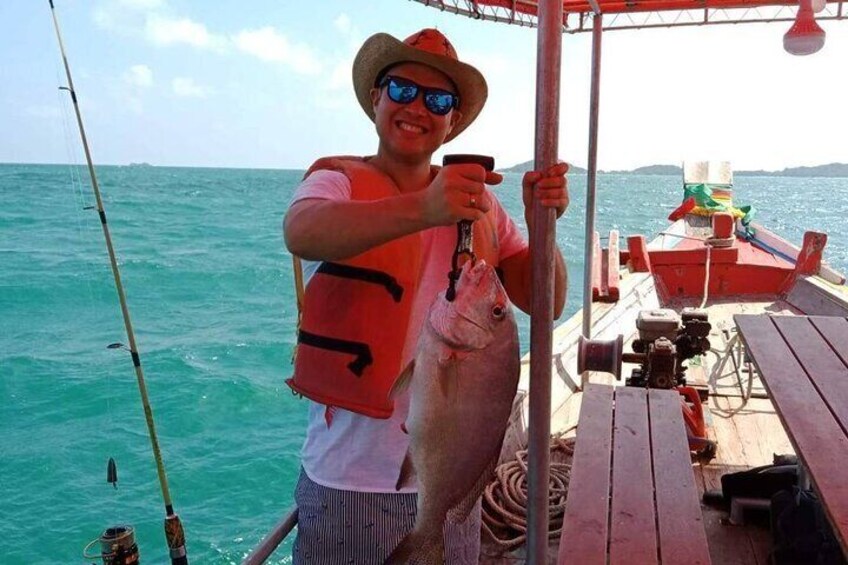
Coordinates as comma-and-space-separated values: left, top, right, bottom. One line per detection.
290, 169, 526, 492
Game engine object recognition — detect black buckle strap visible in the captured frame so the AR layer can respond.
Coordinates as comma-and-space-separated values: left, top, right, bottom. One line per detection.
298, 330, 374, 376
317, 262, 404, 302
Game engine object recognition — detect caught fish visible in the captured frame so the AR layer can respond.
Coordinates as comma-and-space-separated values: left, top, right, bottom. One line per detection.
385, 259, 520, 564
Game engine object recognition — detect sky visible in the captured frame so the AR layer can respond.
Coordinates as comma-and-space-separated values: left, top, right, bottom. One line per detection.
1, 0, 846, 172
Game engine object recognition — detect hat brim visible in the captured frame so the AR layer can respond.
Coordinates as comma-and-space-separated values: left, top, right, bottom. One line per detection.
352, 33, 487, 143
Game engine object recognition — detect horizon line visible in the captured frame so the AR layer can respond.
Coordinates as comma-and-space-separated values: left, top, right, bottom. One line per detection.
3, 160, 847, 175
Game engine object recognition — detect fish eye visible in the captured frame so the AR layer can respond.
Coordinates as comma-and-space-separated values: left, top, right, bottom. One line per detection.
492, 304, 505, 320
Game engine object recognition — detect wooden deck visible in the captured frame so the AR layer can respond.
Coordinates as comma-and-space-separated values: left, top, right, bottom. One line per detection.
486, 291, 804, 564
669, 299, 798, 564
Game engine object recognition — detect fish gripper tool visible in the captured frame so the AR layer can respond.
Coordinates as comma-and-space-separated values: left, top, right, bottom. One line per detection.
446, 220, 475, 302
441, 154, 495, 303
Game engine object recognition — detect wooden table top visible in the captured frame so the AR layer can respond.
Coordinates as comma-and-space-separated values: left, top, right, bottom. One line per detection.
735, 314, 848, 554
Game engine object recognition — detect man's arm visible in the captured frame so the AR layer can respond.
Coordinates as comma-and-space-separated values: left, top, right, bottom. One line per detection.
285, 194, 427, 261
284, 164, 499, 261
500, 247, 567, 318
500, 162, 570, 318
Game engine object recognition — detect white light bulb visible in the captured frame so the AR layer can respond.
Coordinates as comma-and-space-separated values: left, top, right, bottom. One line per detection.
784, 0, 826, 56
784, 34, 826, 55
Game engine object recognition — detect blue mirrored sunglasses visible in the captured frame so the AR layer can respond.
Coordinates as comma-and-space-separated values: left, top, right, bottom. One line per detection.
378, 75, 459, 116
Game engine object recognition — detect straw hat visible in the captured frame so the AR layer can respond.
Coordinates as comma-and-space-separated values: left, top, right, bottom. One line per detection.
352, 28, 488, 143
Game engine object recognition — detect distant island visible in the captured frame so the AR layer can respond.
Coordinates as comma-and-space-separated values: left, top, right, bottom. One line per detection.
501, 160, 848, 178
128, 162, 154, 167
501, 162, 589, 175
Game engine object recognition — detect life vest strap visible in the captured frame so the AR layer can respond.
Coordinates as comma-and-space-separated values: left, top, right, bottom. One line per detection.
297, 329, 374, 376
317, 262, 404, 302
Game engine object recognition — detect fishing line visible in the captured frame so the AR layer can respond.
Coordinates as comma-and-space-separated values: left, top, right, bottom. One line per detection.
48, 2, 189, 563
57, 74, 100, 300
54, 58, 118, 445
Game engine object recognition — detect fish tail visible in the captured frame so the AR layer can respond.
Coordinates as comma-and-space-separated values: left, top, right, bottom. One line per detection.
383, 529, 444, 565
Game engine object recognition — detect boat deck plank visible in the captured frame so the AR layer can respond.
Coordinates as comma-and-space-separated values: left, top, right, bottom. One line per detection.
556, 384, 613, 565
609, 387, 658, 565
650, 389, 711, 564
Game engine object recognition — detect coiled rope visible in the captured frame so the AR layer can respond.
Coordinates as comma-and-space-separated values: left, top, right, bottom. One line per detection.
481, 436, 575, 551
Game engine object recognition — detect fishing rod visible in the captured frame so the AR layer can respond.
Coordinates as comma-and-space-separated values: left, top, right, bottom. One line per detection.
47, 2, 189, 564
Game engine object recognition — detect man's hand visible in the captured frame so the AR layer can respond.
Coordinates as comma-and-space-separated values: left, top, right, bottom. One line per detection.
420, 164, 503, 227
522, 162, 570, 225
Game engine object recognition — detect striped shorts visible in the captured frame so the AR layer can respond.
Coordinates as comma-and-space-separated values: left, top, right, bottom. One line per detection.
292, 468, 481, 564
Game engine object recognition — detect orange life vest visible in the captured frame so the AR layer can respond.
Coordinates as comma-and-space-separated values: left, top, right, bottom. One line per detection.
286, 157, 423, 419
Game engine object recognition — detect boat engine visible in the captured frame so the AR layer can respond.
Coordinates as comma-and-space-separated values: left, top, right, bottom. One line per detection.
626, 308, 711, 388
577, 307, 717, 460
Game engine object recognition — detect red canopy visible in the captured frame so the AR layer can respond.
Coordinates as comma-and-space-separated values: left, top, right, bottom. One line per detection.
480, 0, 801, 14
415, 0, 844, 31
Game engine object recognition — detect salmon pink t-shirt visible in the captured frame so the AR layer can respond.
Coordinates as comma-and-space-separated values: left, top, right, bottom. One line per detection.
290, 169, 525, 493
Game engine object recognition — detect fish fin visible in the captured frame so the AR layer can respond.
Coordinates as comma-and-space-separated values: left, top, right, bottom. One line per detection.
388, 360, 415, 399
383, 529, 444, 565
395, 449, 416, 491
447, 451, 499, 525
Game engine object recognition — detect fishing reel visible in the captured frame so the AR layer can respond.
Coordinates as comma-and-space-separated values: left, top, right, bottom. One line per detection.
84, 525, 140, 565
83, 461, 143, 564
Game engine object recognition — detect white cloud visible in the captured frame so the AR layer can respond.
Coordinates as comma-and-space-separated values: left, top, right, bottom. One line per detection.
172, 77, 208, 98
145, 15, 226, 51
326, 59, 351, 91
119, 0, 164, 8
92, 8, 118, 31
232, 27, 322, 75
124, 64, 153, 88
334, 14, 351, 34
93, 0, 160, 34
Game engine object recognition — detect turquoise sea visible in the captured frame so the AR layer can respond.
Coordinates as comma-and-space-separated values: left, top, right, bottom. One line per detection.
2, 163, 847, 564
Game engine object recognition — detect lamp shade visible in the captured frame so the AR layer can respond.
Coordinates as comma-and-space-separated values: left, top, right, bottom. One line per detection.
784, 0, 826, 55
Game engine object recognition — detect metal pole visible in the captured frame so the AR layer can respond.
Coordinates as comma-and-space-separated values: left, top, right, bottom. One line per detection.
581, 13, 604, 339
242, 508, 298, 565
528, 0, 562, 561
47, 2, 188, 563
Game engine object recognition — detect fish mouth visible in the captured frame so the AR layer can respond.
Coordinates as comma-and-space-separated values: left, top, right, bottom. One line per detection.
432, 309, 489, 351
456, 310, 487, 332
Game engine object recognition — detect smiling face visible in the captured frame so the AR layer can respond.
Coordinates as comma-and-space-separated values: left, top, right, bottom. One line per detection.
370, 62, 462, 165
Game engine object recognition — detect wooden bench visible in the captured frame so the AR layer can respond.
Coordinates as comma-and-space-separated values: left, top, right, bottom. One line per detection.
735, 314, 848, 554
558, 384, 711, 565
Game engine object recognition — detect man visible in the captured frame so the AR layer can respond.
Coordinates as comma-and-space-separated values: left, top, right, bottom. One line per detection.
284, 28, 568, 564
